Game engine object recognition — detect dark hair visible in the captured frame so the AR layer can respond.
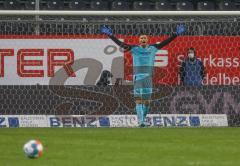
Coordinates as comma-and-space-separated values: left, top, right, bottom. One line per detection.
188, 47, 196, 54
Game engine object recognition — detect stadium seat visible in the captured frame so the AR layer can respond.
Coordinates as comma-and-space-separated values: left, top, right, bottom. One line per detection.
3, 0, 21, 10
176, 1, 194, 11
111, 0, 130, 10
46, 0, 64, 10
133, 1, 151, 11
25, 0, 36, 10
197, 1, 215, 11
69, 0, 88, 10
218, 0, 237, 11
155, 0, 173, 11
90, 0, 109, 10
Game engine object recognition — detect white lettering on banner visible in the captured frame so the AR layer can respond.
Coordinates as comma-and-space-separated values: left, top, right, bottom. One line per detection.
204, 73, 240, 85
178, 73, 240, 85
0, 115, 48, 127
147, 114, 228, 127
155, 50, 168, 67
200, 114, 228, 127
48, 116, 98, 128
203, 55, 240, 68
19, 115, 48, 127
0, 39, 123, 85
0, 116, 9, 127
177, 54, 240, 68
109, 115, 138, 127
47, 114, 228, 128
147, 114, 192, 127
0, 114, 228, 128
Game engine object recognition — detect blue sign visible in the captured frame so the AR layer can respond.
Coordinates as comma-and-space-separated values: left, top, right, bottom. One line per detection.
189, 116, 200, 126
8, 117, 19, 128
99, 117, 110, 127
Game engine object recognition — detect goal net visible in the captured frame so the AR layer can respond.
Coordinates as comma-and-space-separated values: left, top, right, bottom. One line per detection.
0, 11, 239, 127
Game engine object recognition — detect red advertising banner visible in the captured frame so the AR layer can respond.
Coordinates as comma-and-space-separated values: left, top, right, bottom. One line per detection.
0, 35, 123, 85
123, 36, 240, 85
0, 35, 239, 86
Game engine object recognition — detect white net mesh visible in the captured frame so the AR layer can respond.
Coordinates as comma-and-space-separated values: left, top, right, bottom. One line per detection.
0, 14, 240, 127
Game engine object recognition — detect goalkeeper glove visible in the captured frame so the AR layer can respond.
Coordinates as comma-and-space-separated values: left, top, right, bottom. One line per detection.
176, 24, 185, 35
101, 25, 113, 36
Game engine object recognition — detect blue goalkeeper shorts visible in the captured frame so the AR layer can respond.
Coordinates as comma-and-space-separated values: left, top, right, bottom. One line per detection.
133, 73, 153, 100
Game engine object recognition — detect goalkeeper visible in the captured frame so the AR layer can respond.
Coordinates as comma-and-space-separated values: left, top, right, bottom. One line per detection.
101, 25, 185, 127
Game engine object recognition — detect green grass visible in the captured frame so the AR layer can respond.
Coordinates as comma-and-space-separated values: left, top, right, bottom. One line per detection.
0, 128, 240, 166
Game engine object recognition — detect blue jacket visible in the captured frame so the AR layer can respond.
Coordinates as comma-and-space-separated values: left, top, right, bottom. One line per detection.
180, 58, 205, 86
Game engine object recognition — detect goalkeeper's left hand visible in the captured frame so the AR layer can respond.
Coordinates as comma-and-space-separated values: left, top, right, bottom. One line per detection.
176, 24, 186, 35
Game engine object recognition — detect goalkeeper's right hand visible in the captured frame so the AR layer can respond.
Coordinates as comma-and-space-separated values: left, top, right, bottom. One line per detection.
176, 24, 185, 36
101, 25, 113, 36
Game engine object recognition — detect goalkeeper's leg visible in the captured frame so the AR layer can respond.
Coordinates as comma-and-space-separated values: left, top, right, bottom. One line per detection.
141, 77, 152, 125
134, 89, 152, 127
134, 74, 153, 127
135, 97, 151, 127
135, 100, 145, 126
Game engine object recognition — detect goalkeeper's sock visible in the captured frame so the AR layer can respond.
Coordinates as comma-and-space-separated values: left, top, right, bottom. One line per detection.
143, 105, 150, 120
136, 103, 144, 125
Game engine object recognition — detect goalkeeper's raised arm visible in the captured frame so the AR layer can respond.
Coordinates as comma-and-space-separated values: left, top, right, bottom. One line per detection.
101, 25, 133, 51
152, 24, 186, 49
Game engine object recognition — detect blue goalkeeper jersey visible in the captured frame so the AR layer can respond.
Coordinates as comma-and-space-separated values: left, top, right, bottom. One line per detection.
108, 34, 177, 82
131, 45, 158, 66
131, 45, 158, 77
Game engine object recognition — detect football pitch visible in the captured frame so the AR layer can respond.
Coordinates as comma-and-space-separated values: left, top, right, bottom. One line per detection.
0, 128, 239, 166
